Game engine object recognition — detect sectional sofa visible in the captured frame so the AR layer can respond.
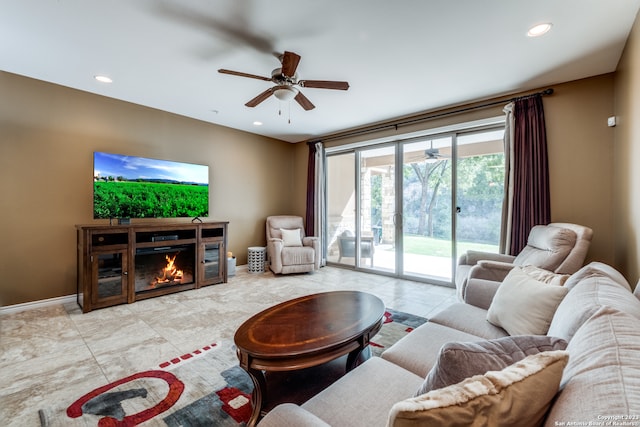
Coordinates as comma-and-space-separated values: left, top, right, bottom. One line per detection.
257, 262, 640, 426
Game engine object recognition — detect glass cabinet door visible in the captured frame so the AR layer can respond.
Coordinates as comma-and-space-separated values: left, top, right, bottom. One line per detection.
200, 242, 222, 285
91, 251, 128, 306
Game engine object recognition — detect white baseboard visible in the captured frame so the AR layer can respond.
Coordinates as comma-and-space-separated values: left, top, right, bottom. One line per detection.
1, 294, 76, 315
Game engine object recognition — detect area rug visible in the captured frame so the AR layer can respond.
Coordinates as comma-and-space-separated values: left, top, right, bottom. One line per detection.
40, 309, 426, 426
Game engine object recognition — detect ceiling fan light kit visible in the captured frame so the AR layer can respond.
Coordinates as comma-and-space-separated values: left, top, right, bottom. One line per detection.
218, 51, 349, 111
273, 85, 298, 101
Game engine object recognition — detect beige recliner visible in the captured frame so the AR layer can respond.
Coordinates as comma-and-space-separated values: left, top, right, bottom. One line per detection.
455, 222, 593, 301
266, 215, 320, 274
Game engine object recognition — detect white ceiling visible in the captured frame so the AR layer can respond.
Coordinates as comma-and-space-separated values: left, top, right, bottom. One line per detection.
2, 0, 639, 143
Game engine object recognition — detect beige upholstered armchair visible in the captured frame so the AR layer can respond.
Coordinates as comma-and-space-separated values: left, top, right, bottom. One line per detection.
455, 222, 593, 301
266, 216, 320, 274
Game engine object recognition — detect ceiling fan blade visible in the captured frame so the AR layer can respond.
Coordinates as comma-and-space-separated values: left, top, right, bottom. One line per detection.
245, 88, 273, 107
298, 80, 350, 90
281, 51, 301, 77
294, 91, 315, 111
218, 69, 272, 82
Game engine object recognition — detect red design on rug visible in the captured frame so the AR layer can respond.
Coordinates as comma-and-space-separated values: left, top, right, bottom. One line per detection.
216, 387, 252, 423
383, 311, 394, 324
158, 343, 217, 369
66, 370, 184, 427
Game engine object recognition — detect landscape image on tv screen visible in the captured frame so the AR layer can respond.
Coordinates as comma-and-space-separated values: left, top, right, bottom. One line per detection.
93, 152, 209, 219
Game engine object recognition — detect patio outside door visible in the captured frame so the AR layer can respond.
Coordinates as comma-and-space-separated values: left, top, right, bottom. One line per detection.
325, 123, 504, 285
454, 129, 505, 267
326, 146, 397, 273
402, 136, 454, 282
358, 145, 396, 273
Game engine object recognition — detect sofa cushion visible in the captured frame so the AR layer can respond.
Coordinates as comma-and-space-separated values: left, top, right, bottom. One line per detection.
487, 267, 568, 335
381, 322, 485, 377
463, 278, 501, 310
281, 246, 315, 265
455, 263, 472, 299
257, 403, 330, 427
388, 350, 568, 427
415, 335, 567, 396
548, 264, 640, 342
544, 307, 640, 426
301, 357, 423, 427
429, 303, 509, 340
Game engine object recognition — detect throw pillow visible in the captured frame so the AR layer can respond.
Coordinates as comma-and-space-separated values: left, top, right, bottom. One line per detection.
280, 228, 303, 247
388, 350, 569, 427
520, 264, 570, 287
487, 267, 569, 335
415, 335, 567, 396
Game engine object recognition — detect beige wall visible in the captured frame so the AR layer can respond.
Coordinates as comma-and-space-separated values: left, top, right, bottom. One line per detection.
544, 75, 615, 265
614, 10, 640, 286
0, 71, 298, 306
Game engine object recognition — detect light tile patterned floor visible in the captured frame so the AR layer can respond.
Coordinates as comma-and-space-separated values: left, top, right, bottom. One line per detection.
0, 266, 456, 426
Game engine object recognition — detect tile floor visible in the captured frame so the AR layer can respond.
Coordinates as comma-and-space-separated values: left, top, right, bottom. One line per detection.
0, 266, 456, 426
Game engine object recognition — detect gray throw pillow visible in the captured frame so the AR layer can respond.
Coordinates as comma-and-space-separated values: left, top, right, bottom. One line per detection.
415, 335, 568, 396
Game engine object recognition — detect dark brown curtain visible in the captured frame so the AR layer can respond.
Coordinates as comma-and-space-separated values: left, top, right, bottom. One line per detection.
509, 94, 551, 254
305, 141, 316, 236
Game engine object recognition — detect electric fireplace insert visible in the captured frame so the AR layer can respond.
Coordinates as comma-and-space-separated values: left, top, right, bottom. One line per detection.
134, 244, 196, 294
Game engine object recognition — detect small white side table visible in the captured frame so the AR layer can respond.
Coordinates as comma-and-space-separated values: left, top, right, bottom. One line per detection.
247, 246, 266, 273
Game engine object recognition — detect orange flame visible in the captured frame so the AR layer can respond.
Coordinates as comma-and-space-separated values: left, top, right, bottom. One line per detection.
156, 254, 183, 284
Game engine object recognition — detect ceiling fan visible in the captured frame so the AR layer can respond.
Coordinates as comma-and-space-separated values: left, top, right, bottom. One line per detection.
425, 141, 450, 161
218, 51, 349, 111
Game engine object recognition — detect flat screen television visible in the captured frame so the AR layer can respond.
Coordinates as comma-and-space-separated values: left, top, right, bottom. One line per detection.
93, 152, 209, 219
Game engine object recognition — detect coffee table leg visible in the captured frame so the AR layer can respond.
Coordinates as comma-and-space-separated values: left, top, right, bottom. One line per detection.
346, 344, 371, 371
246, 367, 267, 427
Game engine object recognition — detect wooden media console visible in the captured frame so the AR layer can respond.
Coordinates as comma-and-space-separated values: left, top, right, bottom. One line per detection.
76, 221, 228, 313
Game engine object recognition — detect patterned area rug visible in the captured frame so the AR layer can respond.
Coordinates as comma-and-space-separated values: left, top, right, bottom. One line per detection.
40, 309, 426, 426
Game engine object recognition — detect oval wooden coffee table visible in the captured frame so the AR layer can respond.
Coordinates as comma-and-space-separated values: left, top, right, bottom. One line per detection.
234, 290, 385, 426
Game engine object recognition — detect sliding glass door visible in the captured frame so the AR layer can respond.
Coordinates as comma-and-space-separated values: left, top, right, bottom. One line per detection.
455, 129, 505, 262
325, 122, 505, 285
358, 145, 396, 273
326, 146, 397, 272
402, 136, 453, 282
326, 152, 356, 267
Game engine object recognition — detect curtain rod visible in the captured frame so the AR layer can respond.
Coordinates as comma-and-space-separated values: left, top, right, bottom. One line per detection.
310, 88, 554, 144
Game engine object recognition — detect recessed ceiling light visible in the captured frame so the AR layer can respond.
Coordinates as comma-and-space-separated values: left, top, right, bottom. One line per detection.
94, 75, 113, 83
253, 121, 263, 126
527, 23, 552, 37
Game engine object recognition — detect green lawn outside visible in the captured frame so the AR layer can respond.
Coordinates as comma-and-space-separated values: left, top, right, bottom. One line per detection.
400, 235, 498, 257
